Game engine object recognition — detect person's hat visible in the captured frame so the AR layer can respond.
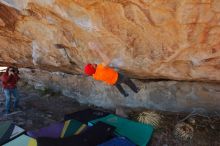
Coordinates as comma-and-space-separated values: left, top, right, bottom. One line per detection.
84, 64, 96, 76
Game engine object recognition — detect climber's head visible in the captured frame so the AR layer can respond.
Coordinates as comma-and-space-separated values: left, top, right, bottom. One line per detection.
84, 63, 97, 76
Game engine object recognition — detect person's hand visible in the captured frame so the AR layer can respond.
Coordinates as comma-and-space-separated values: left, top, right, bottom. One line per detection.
9, 71, 14, 76
101, 62, 107, 67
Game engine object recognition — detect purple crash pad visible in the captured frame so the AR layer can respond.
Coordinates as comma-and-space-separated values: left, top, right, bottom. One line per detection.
27, 122, 64, 138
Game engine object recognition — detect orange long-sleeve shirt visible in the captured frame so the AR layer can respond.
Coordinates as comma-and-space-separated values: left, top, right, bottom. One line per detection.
93, 64, 118, 85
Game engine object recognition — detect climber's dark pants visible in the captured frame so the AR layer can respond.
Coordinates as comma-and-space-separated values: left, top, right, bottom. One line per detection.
115, 73, 139, 97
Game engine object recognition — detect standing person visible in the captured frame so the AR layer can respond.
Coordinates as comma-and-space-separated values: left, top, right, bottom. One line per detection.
1, 67, 20, 114
84, 63, 140, 97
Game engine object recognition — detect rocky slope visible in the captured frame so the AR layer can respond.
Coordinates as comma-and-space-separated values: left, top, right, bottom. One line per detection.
20, 68, 220, 112
1, 81, 219, 146
0, 0, 220, 81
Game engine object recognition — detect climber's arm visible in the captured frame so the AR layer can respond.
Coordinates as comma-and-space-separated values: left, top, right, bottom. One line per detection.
88, 41, 112, 67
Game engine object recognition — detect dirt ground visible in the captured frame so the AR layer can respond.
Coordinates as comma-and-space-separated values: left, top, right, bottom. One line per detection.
149, 112, 220, 146
0, 81, 219, 146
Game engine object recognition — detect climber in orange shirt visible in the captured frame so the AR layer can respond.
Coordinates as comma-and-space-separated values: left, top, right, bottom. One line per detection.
84, 63, 140, 97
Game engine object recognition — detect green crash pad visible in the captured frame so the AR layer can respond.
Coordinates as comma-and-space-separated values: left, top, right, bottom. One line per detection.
0, 121, 25, 145
61, 119, 87, 138
0, 121, 12, 140
89, 114, 153, 146
3, 134, 37, 146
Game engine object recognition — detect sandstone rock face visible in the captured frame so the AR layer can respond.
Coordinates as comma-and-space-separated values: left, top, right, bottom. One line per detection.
0, 0, 219, 81
0, 0, 220, 112
20, 68, 220, 112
